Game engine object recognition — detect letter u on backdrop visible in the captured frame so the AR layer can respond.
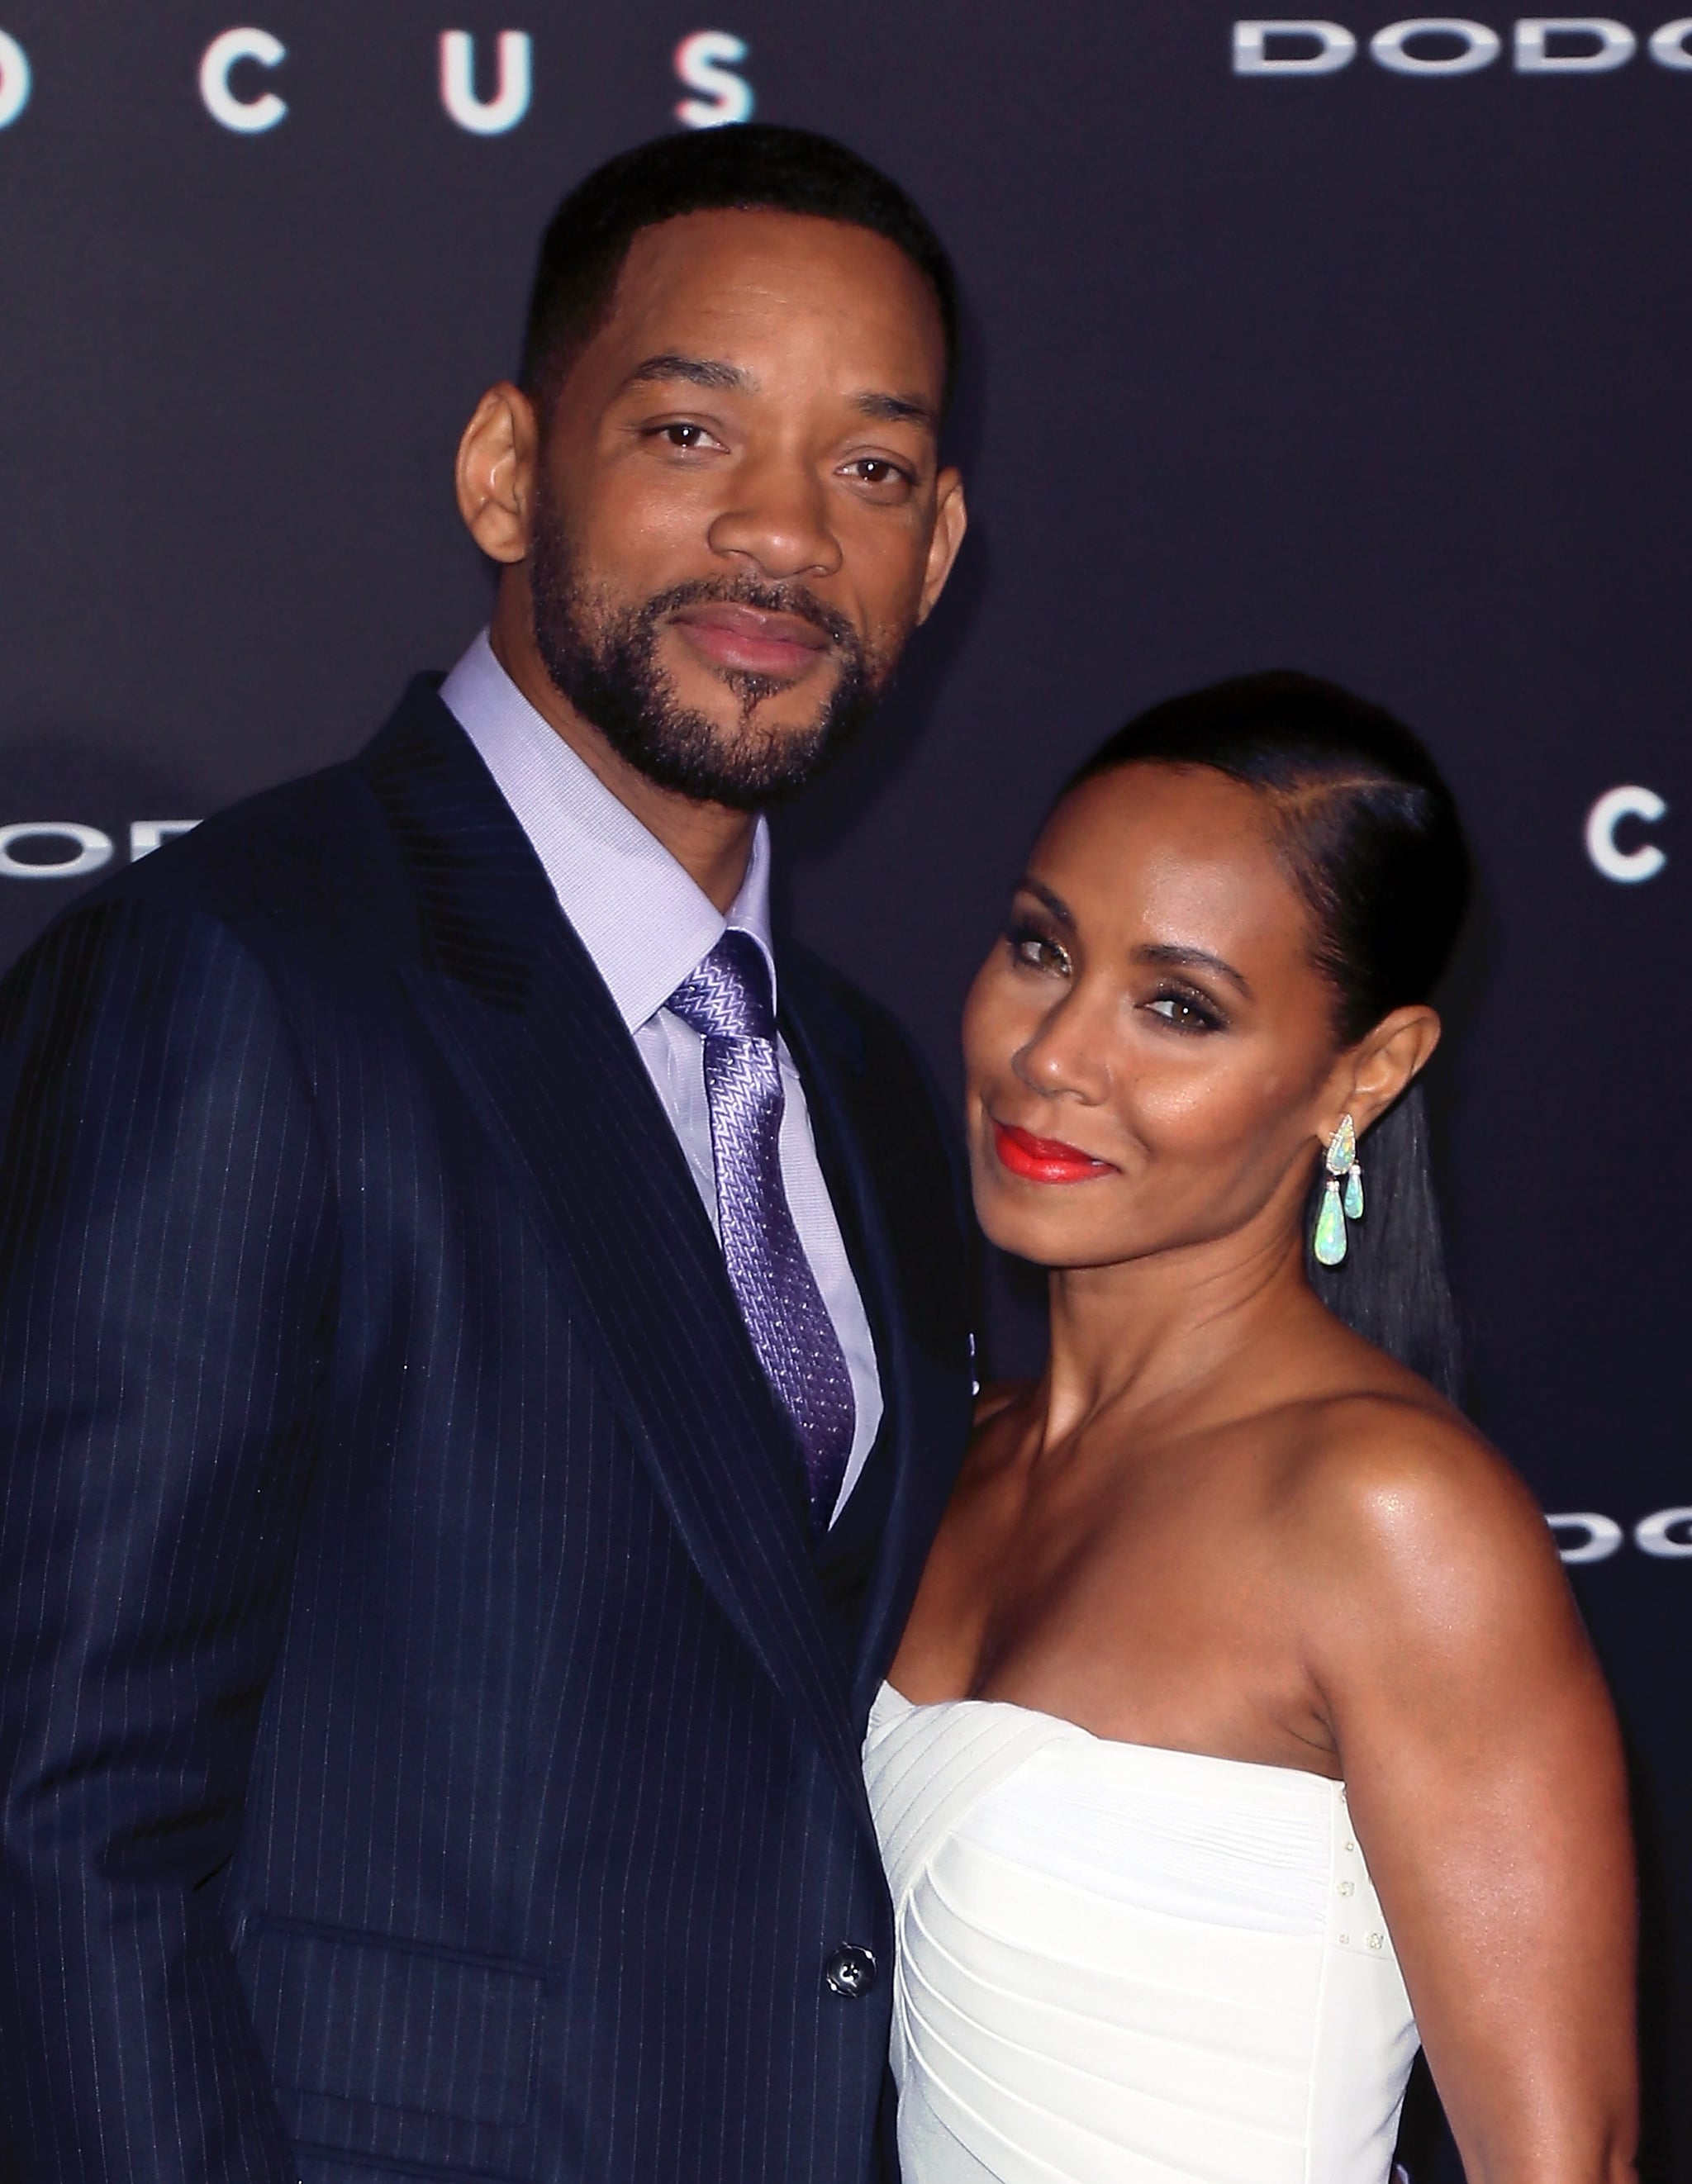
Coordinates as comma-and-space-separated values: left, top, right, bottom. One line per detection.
439, 31, 532, 135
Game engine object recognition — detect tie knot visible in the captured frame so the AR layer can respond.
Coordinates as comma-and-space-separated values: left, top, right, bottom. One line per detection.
666, 930, 776, 1045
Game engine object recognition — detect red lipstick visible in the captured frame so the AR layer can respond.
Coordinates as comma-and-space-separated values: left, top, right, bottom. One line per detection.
991, 1121, 1115, 1185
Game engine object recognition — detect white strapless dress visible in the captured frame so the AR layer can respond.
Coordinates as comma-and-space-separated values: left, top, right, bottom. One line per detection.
863, 1683, 1419, 2184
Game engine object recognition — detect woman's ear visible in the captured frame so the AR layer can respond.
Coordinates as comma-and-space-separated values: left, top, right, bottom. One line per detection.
1331, 1006, 1443, 1141
454, 382, 539, 565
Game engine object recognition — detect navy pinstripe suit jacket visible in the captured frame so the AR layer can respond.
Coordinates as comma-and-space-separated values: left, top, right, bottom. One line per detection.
0, 681, 976, 2184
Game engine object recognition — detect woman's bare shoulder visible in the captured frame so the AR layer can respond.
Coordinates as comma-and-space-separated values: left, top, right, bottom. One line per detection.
1293, 1381, 1526, 1512
1281, 1383, 1570, 1650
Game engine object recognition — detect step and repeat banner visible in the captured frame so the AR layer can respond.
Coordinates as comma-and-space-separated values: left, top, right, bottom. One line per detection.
0, 5, 1685, 2172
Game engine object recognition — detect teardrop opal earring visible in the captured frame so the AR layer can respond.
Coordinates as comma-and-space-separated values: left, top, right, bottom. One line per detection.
1314, 1113, 1363, 1266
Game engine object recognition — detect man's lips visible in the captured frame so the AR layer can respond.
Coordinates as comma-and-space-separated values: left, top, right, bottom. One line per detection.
991, 1121, 1116, 1185
670, 602, 833, 679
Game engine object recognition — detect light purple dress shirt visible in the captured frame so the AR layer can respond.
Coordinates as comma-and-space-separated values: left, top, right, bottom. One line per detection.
440, 629, 882, 1525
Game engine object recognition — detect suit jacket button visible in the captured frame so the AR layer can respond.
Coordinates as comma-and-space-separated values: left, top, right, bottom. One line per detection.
824, 1943, 877, 1997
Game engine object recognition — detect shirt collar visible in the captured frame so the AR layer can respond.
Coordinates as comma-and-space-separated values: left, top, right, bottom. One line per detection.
439, 628, 776, 1032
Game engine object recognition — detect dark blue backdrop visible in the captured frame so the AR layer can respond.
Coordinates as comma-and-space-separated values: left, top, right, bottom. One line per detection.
0, 5, 1685, 2172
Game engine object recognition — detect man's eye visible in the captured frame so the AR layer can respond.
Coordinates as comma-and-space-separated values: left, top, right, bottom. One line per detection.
845, 458, 910, 487
654, 422, 713, 449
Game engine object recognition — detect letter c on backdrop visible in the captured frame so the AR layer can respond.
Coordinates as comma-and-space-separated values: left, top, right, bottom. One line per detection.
0, 28, 30, 129
1371, 17, 1504, 70
1233, 21, 1359, 72
1585, 784, 1668, 882
1515, 17, 1638, 68
199, 27, 288, 133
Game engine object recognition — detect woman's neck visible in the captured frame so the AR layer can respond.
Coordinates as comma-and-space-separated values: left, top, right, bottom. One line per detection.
1035, 1223, 1314, 1450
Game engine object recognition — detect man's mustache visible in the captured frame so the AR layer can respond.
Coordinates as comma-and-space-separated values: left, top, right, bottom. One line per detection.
641, 576, 859, 656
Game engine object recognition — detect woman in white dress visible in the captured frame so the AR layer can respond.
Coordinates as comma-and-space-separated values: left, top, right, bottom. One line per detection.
864, 673, 1636, 2184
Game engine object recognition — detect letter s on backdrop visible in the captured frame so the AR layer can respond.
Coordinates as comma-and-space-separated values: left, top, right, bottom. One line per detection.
673, 31, 754, 126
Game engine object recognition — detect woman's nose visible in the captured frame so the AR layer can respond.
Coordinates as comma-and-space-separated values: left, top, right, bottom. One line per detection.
1011, 990, 1112, 1105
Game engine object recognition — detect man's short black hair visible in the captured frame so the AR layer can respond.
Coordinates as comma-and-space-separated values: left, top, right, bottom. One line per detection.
520, 124, 959, 415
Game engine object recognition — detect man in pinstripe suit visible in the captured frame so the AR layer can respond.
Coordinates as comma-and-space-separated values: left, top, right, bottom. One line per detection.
0, 127, 974, 2181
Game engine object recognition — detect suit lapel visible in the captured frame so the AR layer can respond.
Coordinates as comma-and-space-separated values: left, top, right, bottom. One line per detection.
777, 958, 976, 1721
359, 684, 870, 1820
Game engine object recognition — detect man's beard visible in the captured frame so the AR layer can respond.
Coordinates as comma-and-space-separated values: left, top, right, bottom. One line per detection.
527, 491, 892, 811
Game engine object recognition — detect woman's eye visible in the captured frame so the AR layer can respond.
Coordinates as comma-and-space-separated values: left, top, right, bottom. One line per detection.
1147, 992, 1223, 1033
1007, 925, 1070, 976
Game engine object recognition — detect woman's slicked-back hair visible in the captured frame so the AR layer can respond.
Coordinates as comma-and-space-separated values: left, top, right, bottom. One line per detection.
520, 123, 959, 417
1067, 671, 1474, 1397
1067, 671, 1470, 1043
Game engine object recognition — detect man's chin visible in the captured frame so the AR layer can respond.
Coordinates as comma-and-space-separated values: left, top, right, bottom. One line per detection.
532, 600, 882, 809
680, 713, 841, 805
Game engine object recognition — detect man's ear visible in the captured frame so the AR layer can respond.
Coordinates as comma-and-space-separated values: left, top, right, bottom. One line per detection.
1324, 1006, 1443, 1146
454, 382, 539, 565
916, 468, 967, 624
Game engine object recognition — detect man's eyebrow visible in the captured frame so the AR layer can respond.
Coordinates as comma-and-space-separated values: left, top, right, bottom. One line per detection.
1016, 877, 1074, 928
620, 353, 753, 394
853, 389, 938, 431
1135, 942, 1253, 999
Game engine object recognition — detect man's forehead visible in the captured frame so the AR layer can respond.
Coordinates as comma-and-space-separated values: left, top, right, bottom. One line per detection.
602, 208, 945, 372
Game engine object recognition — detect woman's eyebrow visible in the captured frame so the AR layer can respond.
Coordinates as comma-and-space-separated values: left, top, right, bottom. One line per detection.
1134, 941, 1253, 999
1016, 876, 1073, 927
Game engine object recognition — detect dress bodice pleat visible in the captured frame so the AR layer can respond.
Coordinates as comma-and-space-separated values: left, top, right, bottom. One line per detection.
863, 1683, 1419, 2184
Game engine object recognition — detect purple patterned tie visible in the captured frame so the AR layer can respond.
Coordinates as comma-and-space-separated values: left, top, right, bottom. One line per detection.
667, 932, 855, 1531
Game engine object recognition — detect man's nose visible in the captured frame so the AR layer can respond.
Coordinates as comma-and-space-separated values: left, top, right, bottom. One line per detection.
706, 454, 843, 582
